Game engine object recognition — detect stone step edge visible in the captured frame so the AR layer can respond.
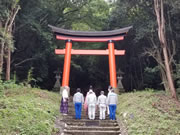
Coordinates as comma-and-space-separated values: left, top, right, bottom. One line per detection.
66, 126, 120, 130
63, 119, 117, 122
66, 124, 119, 127
65, 122, 118, 125
64, 129, 121, 133
66, 125, 120, 128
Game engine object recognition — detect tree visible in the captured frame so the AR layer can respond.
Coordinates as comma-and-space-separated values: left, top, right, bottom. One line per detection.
154, 0, 177, 100
0, 0, 20, 80
108, 0, 180, 94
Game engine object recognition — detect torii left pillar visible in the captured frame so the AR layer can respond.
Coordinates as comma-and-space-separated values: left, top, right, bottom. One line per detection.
62, 40, 72, 87
108, 40, 117, 88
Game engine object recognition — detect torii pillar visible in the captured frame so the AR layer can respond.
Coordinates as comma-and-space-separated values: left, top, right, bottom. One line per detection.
108, 40, 117, 88
62, 40, 72, 86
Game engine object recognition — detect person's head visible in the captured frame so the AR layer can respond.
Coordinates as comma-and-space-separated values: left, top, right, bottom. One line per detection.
77, 88, 81, 92
111, 89, 114, 93
89, 85, 93, 89
64, 86, 70, 91
100, 91, 104, 95
108, 86, 112, 92
89, 89, 93, 94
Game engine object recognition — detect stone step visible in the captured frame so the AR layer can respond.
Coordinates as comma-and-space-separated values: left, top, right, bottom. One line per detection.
67, 112, 105, 117
65, 113, 109, 117
66, 110, 107, 114
64, 119, 118, 125
64, 115, 110, 120
65, 121, 119, 127
60, 101, 121, 135
64, 129, 121, 135
68, 105, 103, 109
63, 119, 117, 123
68, 109, 101, 113
66, 125, 120, 131
68, 110, 101, 114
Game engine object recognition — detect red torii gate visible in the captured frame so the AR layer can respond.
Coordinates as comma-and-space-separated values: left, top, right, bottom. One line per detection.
49, 25, 132, 91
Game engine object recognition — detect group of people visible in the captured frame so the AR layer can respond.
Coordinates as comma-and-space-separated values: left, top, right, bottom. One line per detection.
60, 85, 118, 120
73, 86, 118, 120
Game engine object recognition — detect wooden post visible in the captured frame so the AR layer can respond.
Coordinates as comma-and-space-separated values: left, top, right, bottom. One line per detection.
108, 40, 117, 88
62, 40, 72, 86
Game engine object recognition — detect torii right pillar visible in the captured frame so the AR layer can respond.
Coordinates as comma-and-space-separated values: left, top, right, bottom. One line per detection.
108, 40, 119, 93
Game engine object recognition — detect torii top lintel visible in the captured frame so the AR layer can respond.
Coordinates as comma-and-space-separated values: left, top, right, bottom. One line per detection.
48, 25, 132, 42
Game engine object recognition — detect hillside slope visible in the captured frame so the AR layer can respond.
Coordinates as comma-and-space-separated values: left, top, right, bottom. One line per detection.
0, 87, 60, 135
117, 90, 180, 135
0, 86, 180, 135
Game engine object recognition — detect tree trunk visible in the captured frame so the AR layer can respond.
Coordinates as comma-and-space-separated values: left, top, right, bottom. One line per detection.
157, 49, 169, 91
162, 47, 177, 99
0, 41, 5, 79
154, 0, 178, 100
6, 46, 11, 81
4, 5, 20, 81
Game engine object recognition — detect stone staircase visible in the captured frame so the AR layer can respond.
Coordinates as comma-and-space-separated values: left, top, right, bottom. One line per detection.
60, 98, 121, 135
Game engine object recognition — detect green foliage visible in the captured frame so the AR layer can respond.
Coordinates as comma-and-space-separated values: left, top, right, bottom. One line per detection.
108, 0, 180, 92
0, 80, 23, 91
0, 80, 3, 97
143, 66, 162, 88
25, 67, 36, 87
71, 22, 91, 31
11, 0, 111, 90
0, 87, 60, 135
117, 90, 180, 135
0, 0, 20, 48
70, 0, 109, 31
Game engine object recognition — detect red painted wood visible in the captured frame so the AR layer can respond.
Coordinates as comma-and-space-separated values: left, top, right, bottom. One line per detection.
55, 49, 125, 55
108, 42, 117, 88
62, 41, 72, 87
56, 35, 124, 42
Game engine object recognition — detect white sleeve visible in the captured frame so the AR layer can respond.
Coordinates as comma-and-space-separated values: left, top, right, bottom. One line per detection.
82, 94, 84, 104
73, 94, 75, 104
97, 97, 99, 105
95, 96, 97, 104
105, 96, 107, 105
106, 95, 109, 105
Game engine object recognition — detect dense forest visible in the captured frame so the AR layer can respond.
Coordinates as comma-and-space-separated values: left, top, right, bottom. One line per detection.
0, 0, 180, 97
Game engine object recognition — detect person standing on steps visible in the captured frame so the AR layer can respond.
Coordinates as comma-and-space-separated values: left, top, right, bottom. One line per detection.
97, 91, 107, 120
60, 86, 69, 115
106, 89, 118, 120
84, 91, 89, 116
84, 85, 94, 116
107, 85, 112, 115
87, 89, 97, 120
73, 88, 84, 119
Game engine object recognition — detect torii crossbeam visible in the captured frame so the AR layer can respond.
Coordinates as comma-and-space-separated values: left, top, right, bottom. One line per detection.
55, 49, 125, 55
49, 25, 132, 91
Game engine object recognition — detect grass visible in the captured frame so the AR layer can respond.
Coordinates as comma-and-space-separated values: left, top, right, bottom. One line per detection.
0, 86, 60, 135
1, 81, 180, 135
117, 89, 180, 135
